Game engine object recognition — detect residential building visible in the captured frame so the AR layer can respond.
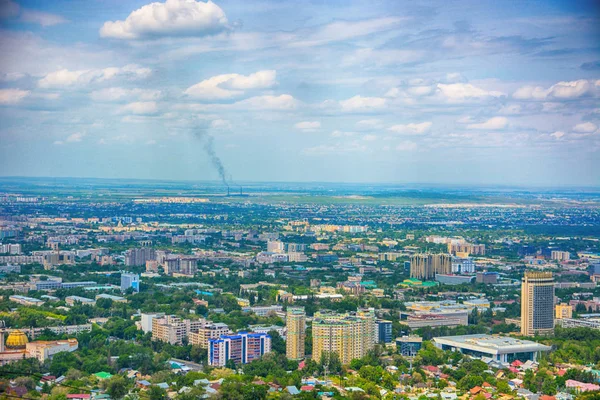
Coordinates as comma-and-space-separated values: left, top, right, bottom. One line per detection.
451, 257, 475, 274
189, 323, 231, 349
410, 254, 452, 280
551, 251, 570, 261
208, 332, 271, 366
151, 315, 204, 345
125, 248, 156, 267
286, 307, 306, 360
65, 296, 95, 306
140, 313, 165, 333
555, 304, 573, 319
476, 272, 498, 284
312, 309, 375, 365
9, 295, 44, 306
521, 271, 555, 336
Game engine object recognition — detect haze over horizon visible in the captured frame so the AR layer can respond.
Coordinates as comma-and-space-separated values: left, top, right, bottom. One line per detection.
1, 0, 599, 186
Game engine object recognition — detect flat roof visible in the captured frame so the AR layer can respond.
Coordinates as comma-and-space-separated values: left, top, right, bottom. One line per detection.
433, 334, 551, 355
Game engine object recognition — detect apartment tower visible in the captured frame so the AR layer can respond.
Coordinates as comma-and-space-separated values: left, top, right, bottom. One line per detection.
286, 307, 306, 360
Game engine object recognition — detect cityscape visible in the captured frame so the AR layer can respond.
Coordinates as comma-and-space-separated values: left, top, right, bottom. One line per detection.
1, 0, 600, 400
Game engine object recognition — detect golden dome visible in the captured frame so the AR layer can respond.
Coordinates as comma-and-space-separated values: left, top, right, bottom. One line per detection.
6, 330, 28, 349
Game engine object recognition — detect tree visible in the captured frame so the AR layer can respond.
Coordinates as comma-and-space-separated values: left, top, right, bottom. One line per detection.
103, 375, 129, 400
268, 330, 286, 354
147, 385, 168, 400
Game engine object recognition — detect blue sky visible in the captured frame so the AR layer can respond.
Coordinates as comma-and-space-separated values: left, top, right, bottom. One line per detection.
0, 0, 599, 186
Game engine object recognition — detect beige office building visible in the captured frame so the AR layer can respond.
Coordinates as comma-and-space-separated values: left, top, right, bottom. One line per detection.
188, 323, 231, 349
312, 309, 375, 365
286, 307, 306, 360
521, 272, 555, 336
410, 254, 452, 280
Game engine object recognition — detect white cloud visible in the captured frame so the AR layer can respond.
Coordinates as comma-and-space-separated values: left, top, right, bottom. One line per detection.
20, 10, 67, 26
66, 132, 85, 142
362, 134, 377, 141
572, 122, 598, 133
120, 101, 158, 115
388, 121, 432, 134
456, 116, 475, 123
550, 131, 565, 139
291, 17, 405, 48
211, 119, 231, 129
341, 48, 425, 67
90, 87, 161, 102
356, 119, 383, 130
512, 79, 596, 100
0, 88, 30, 104
100, 0, 229, 40
184, 70, 276, 100
39, 65, 151, 88
396, 141, 417, 151
467, 116, 508, 130
331, 130, 355, 138
437, 83, 505, 101
340, 95, 386, 111
235, 94, 298, 110
294, 121, 320, 131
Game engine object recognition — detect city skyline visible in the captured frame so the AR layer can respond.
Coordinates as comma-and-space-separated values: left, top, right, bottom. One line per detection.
1, 0, 599, 185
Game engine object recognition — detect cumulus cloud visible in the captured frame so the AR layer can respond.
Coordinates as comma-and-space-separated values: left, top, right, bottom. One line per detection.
0, 88, 30, 104
339, 95, 386, 111
512, 79, 597, 100
90, 87, 161, 102
550, 131, 565, 139
100, 0, 229, 40
120, 101, 158, 115
437, 83, 505, 101
388, 121, 432, 134
294, 121, 321, 131
572, 122, 598, 133
184, 70, 276, 100
39, 65, 151, 88
467, 116, 508, 130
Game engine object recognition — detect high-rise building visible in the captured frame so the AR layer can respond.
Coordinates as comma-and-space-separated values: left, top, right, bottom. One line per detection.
375, 320, 393, 343
286, 307, 306, 360
151, 315, 204, 345
521, 272, 555, 336
121, 273, 140, 292
410, 254, 452, 280
125, 248, 156, 266
208, 332, 271, 367
312, 309, 375, 365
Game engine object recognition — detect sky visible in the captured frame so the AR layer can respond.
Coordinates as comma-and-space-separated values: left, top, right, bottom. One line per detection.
0, 0, 599, 187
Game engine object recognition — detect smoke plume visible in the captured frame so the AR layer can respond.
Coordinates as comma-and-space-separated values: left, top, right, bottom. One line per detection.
193, 130, 228, 187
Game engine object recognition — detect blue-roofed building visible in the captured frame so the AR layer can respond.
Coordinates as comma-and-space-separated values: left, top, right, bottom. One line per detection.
208, 332, 271, 367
